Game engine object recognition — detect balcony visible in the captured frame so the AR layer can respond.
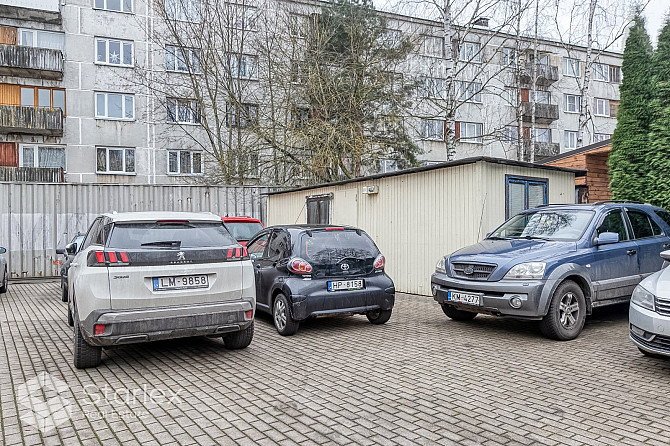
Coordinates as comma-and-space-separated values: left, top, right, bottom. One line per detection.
523, 140, 560, 160
0, 105, 63, 136
0, 44, 63, 80
0, 0, 61, 25
521, 102, 559, 124
0, 166, 64, 182
518, 63, 559, 87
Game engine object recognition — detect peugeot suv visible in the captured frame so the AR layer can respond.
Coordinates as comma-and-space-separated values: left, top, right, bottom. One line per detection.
431, 203, 670, 340
67, 212, 255, 369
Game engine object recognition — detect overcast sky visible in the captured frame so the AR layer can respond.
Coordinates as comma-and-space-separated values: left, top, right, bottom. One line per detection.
645, 0, 669, 45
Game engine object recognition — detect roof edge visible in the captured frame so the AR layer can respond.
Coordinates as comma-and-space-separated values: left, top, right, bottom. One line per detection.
539, 139, 612, 164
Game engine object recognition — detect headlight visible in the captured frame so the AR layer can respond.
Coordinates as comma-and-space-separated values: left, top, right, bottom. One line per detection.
631, 285, 655, 311
504, 262, 546, 280
435, 257, 446, 274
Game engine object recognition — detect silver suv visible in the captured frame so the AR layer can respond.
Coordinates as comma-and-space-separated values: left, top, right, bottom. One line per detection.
68, 212, 255, 369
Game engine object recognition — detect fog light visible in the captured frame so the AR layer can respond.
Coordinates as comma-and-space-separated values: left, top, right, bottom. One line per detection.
509, 296, 522, 309
630, 324, 646, 337
431, 285, 438, 296
94, 324, 106, 335
245, 310, 253, 320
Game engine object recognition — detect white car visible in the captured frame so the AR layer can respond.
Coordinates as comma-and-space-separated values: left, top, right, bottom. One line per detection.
630, 250, 670, 358
67, 211, 255, 369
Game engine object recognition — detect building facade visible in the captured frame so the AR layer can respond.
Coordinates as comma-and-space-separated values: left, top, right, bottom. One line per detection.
0, 0, 622, 184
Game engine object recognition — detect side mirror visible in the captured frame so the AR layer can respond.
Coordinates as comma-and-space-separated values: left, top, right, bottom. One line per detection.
661, 250, 670, 262
249, 252, 262, 260
56, 248, 65, 255
0, 247, 5, 254
595, 232, 620, 246
65, 243, 77, 255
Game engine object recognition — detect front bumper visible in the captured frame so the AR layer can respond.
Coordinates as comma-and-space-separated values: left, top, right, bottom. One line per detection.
431, 273, 552, 319
629, 302, 670, 357
80, 300, 254, 347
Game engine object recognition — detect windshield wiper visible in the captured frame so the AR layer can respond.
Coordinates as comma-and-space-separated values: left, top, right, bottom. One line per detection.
486, 236, 510, 240
522, 235, 551, 241
140, 240, 182, 248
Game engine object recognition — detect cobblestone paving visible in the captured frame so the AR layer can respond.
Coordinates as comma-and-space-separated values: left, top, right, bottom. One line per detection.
1, 280, 669, 446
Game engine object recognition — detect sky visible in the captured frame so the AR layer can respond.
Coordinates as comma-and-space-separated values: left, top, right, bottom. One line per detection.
645, 0, 669, 46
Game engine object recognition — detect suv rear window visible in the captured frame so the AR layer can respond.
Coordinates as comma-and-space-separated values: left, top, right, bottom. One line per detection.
299, 230, 379, 264
107, 222, 236, 249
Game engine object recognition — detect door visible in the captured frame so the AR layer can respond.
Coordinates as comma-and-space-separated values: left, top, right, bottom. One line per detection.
247, 231, 271, 310
625, 208, 669, 278
258, 229, 291, 306
590, 209, 640, 300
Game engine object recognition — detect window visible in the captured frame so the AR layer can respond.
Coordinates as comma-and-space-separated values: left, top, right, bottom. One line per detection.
420, 119, 444, 141
609, 65, 621, 83
505, 175, 548, 218
233, 153, 259, 177
503, 125, 518, 143
95, 92, 134, 120
165, 0, 200, 22
379, 29, 402, 49
502, 47, 516, 67
165, 45, 200, 72
167, 98, 201, 124
168, 150, 203, 174
456, 81, 482, 103
459, 122, 483, 143
564, 130, 578, 149
19, 145, 66, 170
530, 53, 549, 65
593, 98, 610, 117
596, 210, 628, 242
627, 209, 662, 239
655, 210, 670, 227
266, 230, 290, 261
289, 14, 309, 38
290, 60, 308, 84
20, 87, 66, 115
563, 57, 581, 77
18, 29, 64, 51
531, 128, 551, 143
306, 194, 331, 225
292, 107, 309, 128
247, 232, 269, 258
421, 36, 443, 57
379, 159, 398, 174
592, 62, 609, 81
422, 77, 448, 99
232, 6, 258, 31
564, 94, 580, 113
96, 38, 133, 66
226, 103, 258, 128
459, 41, 481, 62
96, 147, 135, 174
95, 0, 132, 13
530, 90, 551, 104
228, 53, 258, 79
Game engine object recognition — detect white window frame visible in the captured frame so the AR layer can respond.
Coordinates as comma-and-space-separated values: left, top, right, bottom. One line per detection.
593, 133, 610, 143
564, 130, 578, 149
531, 90, 551, 105
422, 77, 448, 99
167, 98, 201, 124
420, 119, 444, 141
289, 14, 309, 38
503, 125, 518, 143
460, 122, 483, 143
165, 45, 200, 73
502, 47, 516, 67
96, 147, 136, 174
94, 0, 133, 13
457, 81, 483, 103
564, 94, 580, 113
95, 92, 135, 120
593, 98, 611, 117
165, 0, 200, 22
421, 35, 443, 58
232, 5, 258, 31
459, 41, 481, 63
18, 144, 67, 171
226, 103, 258, 128
18, 28, 65, 51
95, 37, 134, 67
532, 128, 551, 143
167, 150, 203, 175
228, 53, 258, 80
592, 62, 609, 82
563, 57, 581, 77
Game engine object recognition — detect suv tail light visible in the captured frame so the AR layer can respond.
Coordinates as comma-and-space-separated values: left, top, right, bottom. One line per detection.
373, 254, 385, 271
88, 251, 131, 267
288, 257, 313, 274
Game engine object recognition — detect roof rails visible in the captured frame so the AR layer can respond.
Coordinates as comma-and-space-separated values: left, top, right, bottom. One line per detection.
593, 200, 647, 205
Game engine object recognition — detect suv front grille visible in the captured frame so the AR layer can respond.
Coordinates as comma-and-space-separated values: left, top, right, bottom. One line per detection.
451, 262, 496, 281
655, 296, 670, 317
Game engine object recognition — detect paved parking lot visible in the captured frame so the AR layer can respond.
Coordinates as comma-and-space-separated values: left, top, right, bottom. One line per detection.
1, 281, 669, 446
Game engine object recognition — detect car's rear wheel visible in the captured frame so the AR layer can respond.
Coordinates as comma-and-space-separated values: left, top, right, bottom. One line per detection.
540, 280, 586, 341
366, 308, 392, 324
441, 304, 477, 321
67, 303, 74, 327
638, 347, 667, 359
0, 267, 7, 294
61, 283, 68, 302
273, 294, 299, 336
73, 314, 102, 369
223, 321, 254, 349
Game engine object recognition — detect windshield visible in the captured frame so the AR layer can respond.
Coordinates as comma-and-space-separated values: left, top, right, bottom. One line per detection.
225, 222, 263, 242
489, 210, 595, 241
108, 222, 236, 249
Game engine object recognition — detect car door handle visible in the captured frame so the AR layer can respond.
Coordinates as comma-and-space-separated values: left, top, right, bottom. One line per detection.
255, 264, 261, 268
627, 250, 637, 256
664, 243, 670, 249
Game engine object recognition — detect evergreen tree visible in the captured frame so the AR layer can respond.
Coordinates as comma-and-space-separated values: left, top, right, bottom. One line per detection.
608, 12, 655, 202
649, 18, 670, 208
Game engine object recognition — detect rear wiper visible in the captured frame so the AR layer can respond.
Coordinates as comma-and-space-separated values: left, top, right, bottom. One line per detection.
140, 240, 182, 247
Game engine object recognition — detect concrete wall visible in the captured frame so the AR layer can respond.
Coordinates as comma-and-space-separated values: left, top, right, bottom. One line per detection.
267, 160, 576, 295
0, 182, 273, 278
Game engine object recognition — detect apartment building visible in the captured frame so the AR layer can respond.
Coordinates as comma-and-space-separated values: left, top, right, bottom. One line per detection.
0, 0, 622, 184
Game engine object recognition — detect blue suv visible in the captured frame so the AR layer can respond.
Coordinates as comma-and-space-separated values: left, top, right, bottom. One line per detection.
431, 202, 670, 340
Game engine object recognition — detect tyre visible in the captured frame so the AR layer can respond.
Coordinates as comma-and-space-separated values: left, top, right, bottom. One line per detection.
539, 280, 586, 341
61, 284, 68, 302
638, 347, 667, 359
441, 304, 477, 321
223, 321, 254, 349
273, 294, 299, 336
0, 267, 7, 294
67, 303, 74, 327
73, 314, 102, 369
366, 308, 392, 325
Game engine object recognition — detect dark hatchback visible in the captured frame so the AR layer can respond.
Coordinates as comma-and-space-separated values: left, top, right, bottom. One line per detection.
246, 225, 395, 335
56, 232, 85, 302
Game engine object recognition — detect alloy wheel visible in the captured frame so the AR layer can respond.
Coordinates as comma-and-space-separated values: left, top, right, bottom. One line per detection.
274, 299, 287, 331
559, 292, 579, 328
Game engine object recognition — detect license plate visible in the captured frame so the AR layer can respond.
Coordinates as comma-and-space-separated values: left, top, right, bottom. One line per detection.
327, 279, 365, 292
153, 275, 209, 291
447, 291, 481, 305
